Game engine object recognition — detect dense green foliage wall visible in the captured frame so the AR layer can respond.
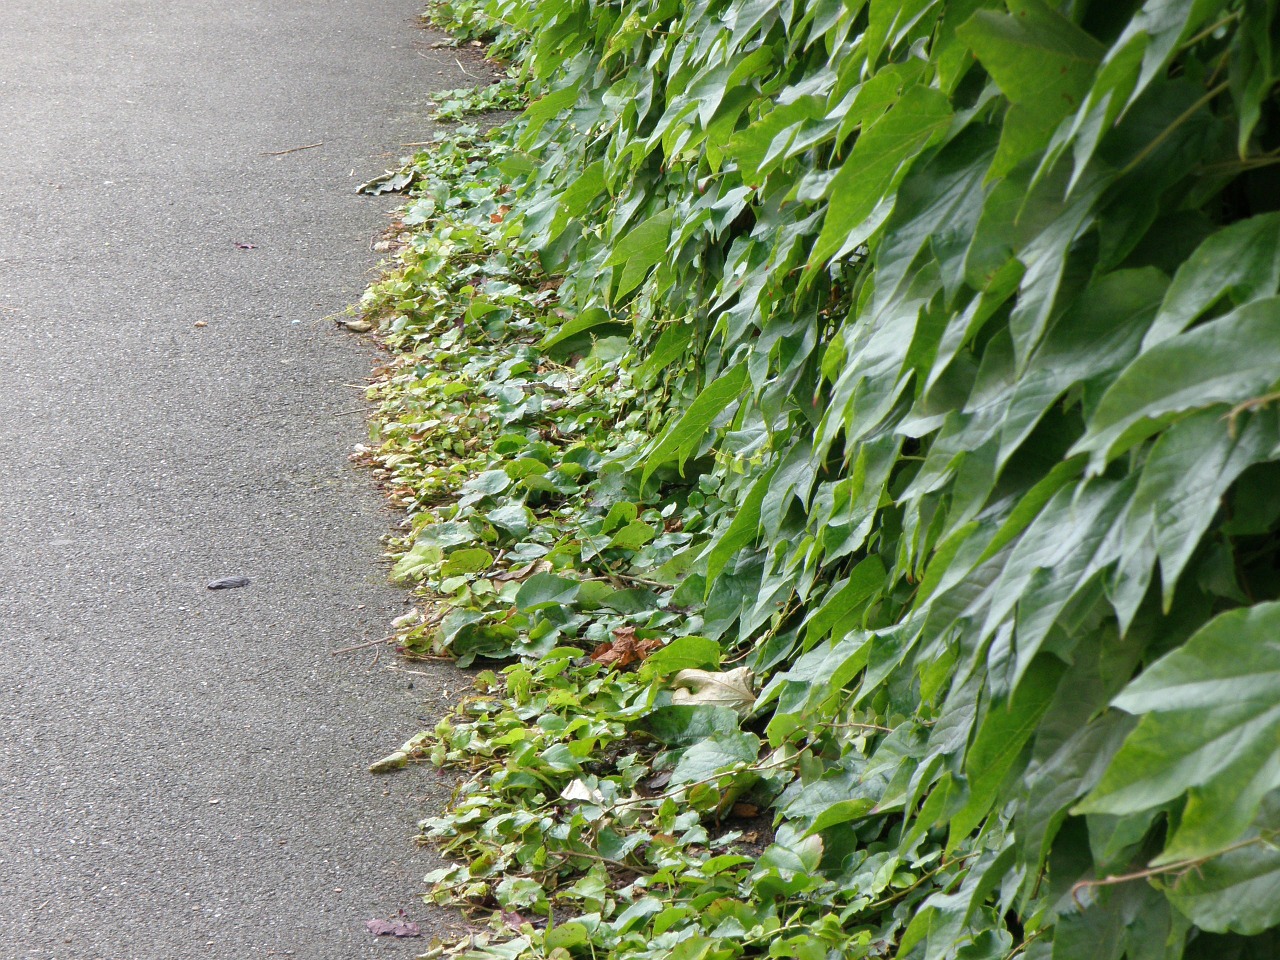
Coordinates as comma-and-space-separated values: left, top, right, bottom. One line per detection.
413, 0, 1280, 954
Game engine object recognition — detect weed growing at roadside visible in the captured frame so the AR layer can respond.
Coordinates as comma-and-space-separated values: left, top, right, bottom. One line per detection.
431, 79, 524, 123
360, 130, 951, 960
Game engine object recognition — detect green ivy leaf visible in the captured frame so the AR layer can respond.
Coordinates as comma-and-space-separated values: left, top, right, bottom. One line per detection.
670, 731, 760, 786
607, 519, 657, 550
639, 636, 722, 679
605, 209, 675, 299
1078, 602, 1280, 861
515, 573, 581, 611
1167, 834, 1280, 935
638, 704, 740, 745
441, 547, 495, 577
640, 363, 750, 487
810, 85, 952, 268
1074, 298, 1280, 470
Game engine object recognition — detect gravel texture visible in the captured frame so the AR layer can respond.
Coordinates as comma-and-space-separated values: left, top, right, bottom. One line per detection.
0, 2, 473, 957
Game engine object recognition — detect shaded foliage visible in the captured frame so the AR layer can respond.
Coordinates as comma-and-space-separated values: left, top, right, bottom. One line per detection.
375, 0, 1280, 955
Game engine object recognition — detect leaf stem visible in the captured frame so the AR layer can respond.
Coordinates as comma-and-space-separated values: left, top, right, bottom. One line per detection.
1069, 833, 1275, 907
1118, 80, 1229, 178
545, 848, 656, 876
1197, 154, 1280, 176
1225, 389, 1280, 438
1179, 11, 1240, 51
584, 571, 672, 589
823, 719, 896, 734
1005, 929, 1045, 959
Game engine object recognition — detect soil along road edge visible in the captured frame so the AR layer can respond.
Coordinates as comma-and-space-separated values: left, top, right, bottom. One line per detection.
0, 2, 469, 957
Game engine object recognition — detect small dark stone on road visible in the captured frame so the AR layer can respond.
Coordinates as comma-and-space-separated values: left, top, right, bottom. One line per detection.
207, 576, 250, 590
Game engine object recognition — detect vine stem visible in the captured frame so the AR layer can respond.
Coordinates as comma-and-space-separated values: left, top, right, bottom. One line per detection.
1069, 833, 1275, 907
1118, 80, 1229, 178
1005, 929, 1045, 959
736, 915, 815, 948
1199, 154, 1280, 177
862, 854, 973, 913
1178, 11, 1240, 50
1226, 389, 1280, 438
613, 751, 803, 809
1205, 46, 1232, 90
584, 571, 671, 589
822, 719, 897, 734
545, 848, 656, 876
613, 701, 908, 812
330, 632, 398, 655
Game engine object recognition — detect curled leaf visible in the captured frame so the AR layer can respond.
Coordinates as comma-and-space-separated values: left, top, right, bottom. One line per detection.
562, 778, 606, 804
590, 625, 664, 667
670, 667, 755, 716
368, 731, 431, 773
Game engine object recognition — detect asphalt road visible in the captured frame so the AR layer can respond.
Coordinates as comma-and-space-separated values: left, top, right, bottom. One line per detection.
0, 3, 473, 957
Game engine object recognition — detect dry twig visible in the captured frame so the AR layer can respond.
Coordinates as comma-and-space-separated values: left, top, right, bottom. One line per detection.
261, 141, 324, 157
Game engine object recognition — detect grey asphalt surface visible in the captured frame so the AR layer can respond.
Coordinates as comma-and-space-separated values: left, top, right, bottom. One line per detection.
0, 3, 476, 957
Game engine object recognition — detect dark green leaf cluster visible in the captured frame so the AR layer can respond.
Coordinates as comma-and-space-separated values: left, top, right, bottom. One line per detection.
396, 0, 1280, 954
361, 135, 707, 670
365, 134, 946, 960
431, 78, 526, 123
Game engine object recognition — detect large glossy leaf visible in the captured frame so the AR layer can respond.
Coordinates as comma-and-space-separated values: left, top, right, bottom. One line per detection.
949, 655, 1066, 844
548, 159, 607, 241
605, 209, 675, 298
1168, 835, 1280, 935
1048, 0, 1227, 193
957, 0, 1102, 175
640, 363, 750, 486
800, 556, 886, 645
725, 96, 827, 182
1005, 175, 1101, 368
978, 477, 1134, 688
1230, 0, 1279, 155
1128, 406, 1280, 606
810, 85, 952, 267
865, 0, 940, 65
1051, 879, 1178, 960
703, 464, 775, 588
1078, 602, 1280, 861
1143, 213, 1280, 348
996, 267, 1167, 470
899, 847, 1016, 960
1073, 298, 1280, 470
518, 85, 580, 146
873, 124, 998, 309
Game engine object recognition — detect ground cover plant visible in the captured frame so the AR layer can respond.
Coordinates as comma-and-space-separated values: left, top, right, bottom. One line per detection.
360, 0, 1280, 956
